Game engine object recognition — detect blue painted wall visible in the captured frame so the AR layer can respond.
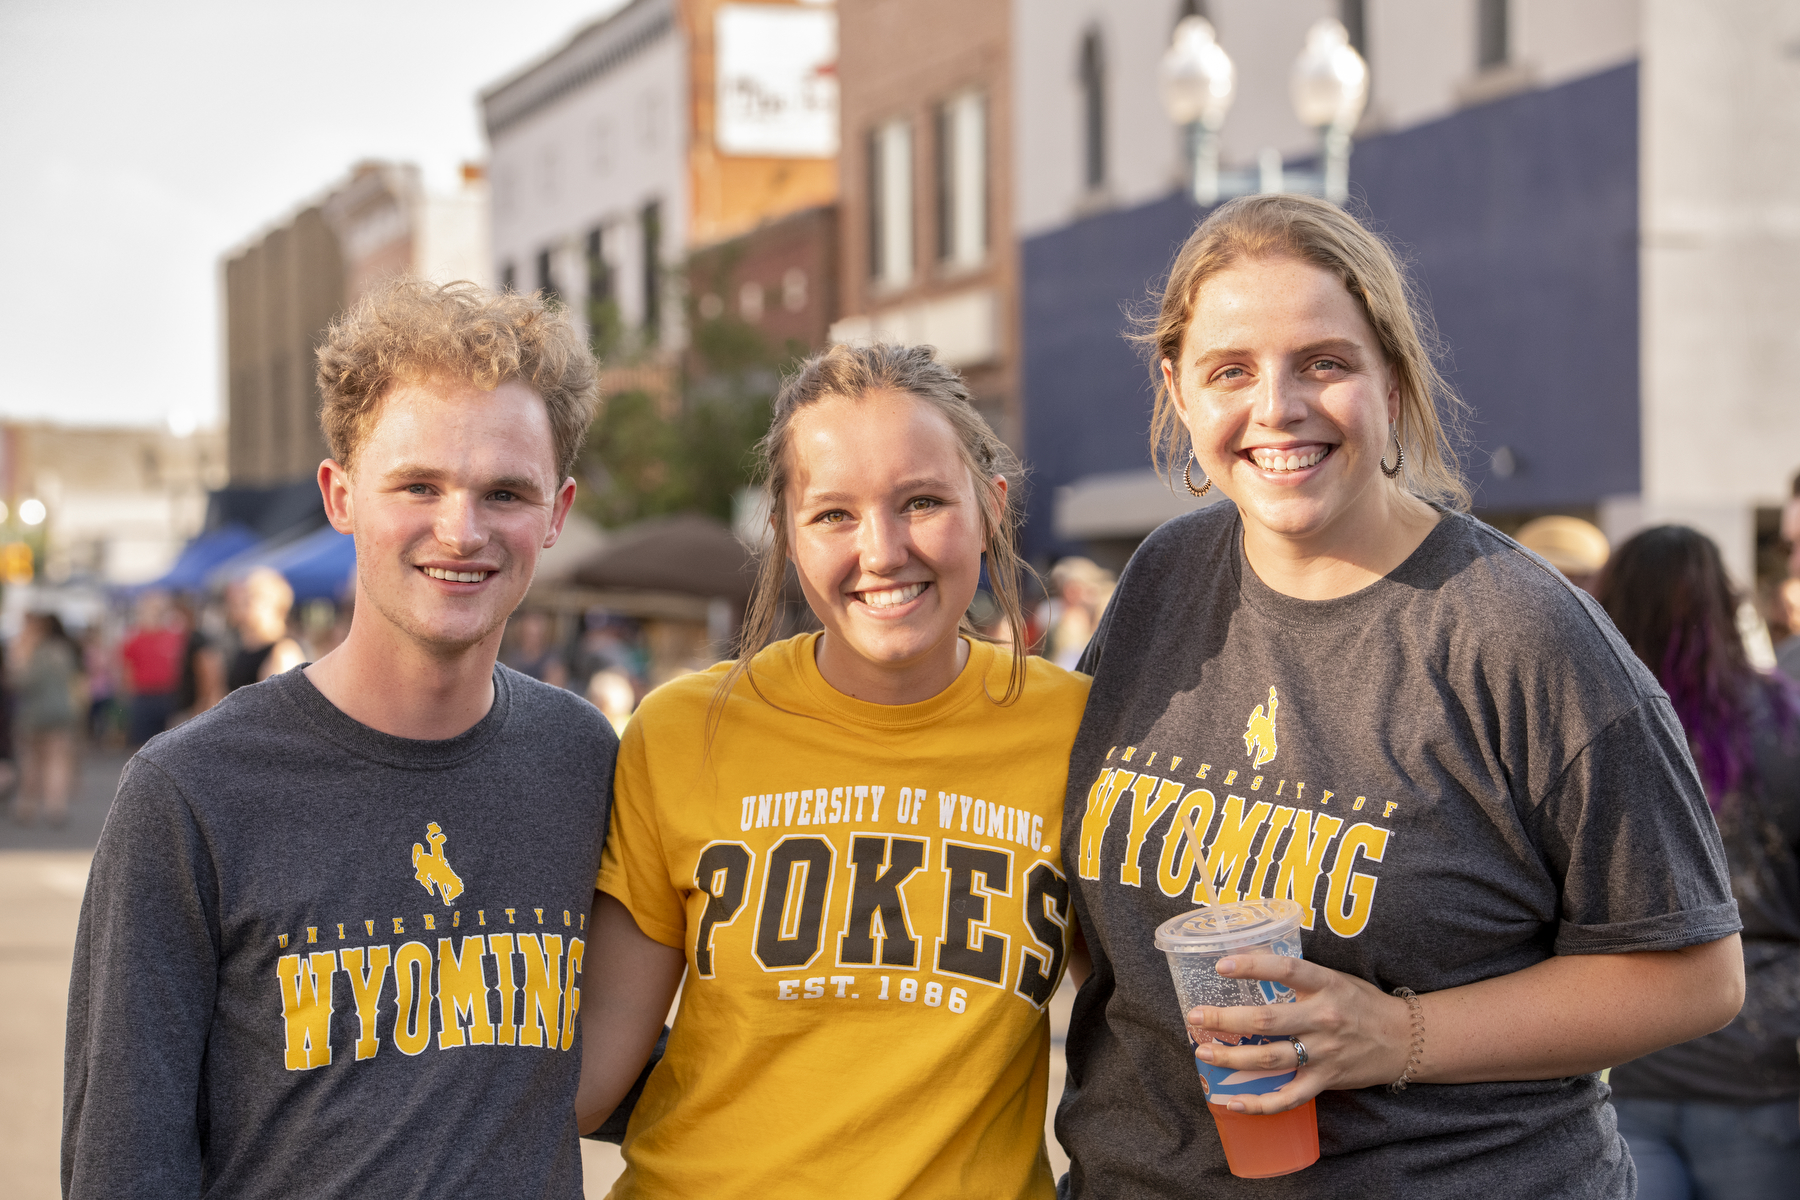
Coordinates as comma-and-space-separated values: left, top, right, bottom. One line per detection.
1019, 62, 1640, 558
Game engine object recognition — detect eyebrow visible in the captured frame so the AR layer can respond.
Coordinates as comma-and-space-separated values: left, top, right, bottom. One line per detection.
800, 477, 963, 505
382, 463, 547, 493
1191, 336, 1367, 364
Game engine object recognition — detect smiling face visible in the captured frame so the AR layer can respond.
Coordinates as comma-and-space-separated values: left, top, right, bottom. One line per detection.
326, 375, 574, 660
784, 389, 996, 703
1164, 254, 1401, 554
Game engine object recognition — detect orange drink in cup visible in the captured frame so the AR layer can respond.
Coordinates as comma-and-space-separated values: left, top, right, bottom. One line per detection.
1154, 899, 1319, 1179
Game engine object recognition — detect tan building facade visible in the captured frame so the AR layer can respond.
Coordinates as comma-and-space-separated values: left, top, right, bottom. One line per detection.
223, 207, 342, 487
0, 422, 226, 585
688, 203, 840, 367
830, 0, 1016, 442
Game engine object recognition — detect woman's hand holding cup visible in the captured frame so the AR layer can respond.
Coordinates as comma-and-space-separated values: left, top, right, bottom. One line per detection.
1186, 954, 1416, 1113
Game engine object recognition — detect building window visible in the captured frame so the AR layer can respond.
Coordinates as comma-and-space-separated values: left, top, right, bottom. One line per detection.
586, 228, 611, 302
782, 267, 808, 313
739, 281, 764, 323
536, 249, 558, 303
869, 118, 914, 289
585, 227, 621, 356
640, 201, 662, 340
1477, 0, 1508, 69
1341, 0, 1366, 57
1078, 30, 1105, 192
936, 92, 988, 267
500, 262, 516, 292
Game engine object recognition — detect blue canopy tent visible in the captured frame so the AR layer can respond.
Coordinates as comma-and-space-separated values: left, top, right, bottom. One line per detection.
262, 525, 355, 603
208, 524, 355, 603
135, 524, 262, 593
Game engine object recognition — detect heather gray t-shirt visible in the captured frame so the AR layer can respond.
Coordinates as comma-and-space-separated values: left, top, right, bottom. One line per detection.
63, 665, 617, 1200
1057, 505, 1739, 1198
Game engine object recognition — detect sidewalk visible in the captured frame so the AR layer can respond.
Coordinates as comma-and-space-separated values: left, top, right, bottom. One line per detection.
0, 746, 128, 1200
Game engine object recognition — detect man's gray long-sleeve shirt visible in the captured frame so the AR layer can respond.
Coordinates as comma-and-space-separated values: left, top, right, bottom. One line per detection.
63, 665, 616, 1199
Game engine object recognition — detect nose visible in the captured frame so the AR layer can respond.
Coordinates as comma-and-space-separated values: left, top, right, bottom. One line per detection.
857, 508, 910, 576
434, 491, 489, 558
1250, 365, 1311, 429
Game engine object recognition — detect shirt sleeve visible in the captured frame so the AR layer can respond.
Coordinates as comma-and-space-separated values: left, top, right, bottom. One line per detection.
1532, 695, 1743, 954
63, 756, 219, 1198
596, 715, 687, 950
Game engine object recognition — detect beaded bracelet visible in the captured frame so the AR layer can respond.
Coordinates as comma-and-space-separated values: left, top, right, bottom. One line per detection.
1389, 987, 1425, 1092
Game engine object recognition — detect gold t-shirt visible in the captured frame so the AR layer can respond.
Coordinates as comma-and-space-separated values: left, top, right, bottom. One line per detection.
598, 634, 1090, 1199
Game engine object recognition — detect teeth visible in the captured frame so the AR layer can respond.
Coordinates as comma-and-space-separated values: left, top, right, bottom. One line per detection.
859, 582, 927, 609
422, 566, 490, 583
1251, 448, 1327, 472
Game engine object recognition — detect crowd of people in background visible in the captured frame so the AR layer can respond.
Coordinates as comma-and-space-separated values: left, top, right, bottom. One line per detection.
12, 473, 1800, 834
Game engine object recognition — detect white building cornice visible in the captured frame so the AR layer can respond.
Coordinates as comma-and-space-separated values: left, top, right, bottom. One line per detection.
480, 0, 676, 139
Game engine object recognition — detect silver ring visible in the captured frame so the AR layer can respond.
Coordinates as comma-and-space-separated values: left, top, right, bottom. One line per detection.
1291, 1037, 1309, 1069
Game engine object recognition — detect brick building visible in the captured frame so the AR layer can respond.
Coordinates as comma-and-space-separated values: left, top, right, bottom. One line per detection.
829, 0, 1017, 444
687, 204, 839, 369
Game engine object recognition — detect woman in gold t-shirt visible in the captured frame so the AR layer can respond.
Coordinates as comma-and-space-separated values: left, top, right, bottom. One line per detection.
576, 344, 1091, 1199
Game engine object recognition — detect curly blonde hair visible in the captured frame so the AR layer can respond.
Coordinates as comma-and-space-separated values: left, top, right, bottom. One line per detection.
315, 278, 600, 478
1140, 194, 1469, 510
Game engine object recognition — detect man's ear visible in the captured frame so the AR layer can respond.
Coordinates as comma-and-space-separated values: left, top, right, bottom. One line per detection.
319, 459, 353, 533
543, 477, 578, 549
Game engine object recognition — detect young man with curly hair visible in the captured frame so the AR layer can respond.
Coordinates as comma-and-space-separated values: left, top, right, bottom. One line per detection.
63, 280, 617, 1198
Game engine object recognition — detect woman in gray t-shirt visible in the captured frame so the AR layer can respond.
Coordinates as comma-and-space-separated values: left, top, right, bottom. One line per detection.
1058, 194, 1745, 1198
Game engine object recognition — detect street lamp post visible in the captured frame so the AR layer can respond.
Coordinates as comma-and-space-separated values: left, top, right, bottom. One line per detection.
1290, 19, 1369, 204
1162, 17, 1370, 208
1159, 17, 1235, 206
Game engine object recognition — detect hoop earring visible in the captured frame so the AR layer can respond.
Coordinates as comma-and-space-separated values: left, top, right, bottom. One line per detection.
1380, 423, 1404, 479
1184, 454, 1213, 497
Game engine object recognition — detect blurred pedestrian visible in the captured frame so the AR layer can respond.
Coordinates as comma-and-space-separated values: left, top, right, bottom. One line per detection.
1597, 525, 1800, 1197
1041, 555, 1115, 668
1776, 578, 1800, 683
225, 567, 304, 691
81, 624, 120, 745
11, 612, 82, 826
118, 590, 186, 745
570, 610, 645, 696
1783, 471, 1800, 581
0, 638, 16, 805
1778, 471, 1800, 682
503, 609, 569, 687
1514, 514, 1610, 593
584, 667, 636, 732
172, 596, 225, 719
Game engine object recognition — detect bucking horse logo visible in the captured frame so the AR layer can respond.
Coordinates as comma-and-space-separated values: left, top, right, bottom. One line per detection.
412, 821, 464, 906
1243, 687, 1279, 769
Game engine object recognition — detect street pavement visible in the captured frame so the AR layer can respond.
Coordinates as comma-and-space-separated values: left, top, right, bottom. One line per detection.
0, 748, 1075, 1199
0, 746, 129, 1200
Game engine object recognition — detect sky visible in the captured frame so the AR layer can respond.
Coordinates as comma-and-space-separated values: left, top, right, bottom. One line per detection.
0, 0, 627, 432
